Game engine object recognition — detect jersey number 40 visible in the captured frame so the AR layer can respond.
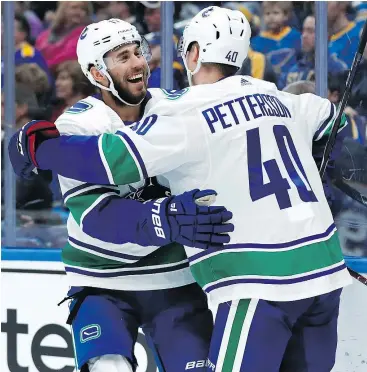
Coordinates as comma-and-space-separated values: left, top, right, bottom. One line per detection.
247, 124, 318, 210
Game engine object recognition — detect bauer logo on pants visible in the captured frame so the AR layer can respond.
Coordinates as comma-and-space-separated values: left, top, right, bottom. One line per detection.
80, 324, 101, 343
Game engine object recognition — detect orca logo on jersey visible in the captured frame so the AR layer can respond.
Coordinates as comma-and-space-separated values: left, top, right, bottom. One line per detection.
202, 7, 214, 17
80, 324, 101, 343
152, 197, 166, 239
161, 88, 190, 100
65, 101, 93, 115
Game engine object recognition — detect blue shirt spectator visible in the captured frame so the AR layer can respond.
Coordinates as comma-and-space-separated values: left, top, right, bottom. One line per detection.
327, 1, 362, 68
251, 2, 301, 75
278, 15, 346, 90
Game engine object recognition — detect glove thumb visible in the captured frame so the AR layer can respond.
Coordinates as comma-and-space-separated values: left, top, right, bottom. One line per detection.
194, 189, 218, 206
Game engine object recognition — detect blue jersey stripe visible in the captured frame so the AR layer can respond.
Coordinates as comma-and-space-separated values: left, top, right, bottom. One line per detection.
189, 223, 336, 263
65, 261, 189, 277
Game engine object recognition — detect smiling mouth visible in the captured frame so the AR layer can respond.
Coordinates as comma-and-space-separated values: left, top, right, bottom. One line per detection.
127, 73, 144, 84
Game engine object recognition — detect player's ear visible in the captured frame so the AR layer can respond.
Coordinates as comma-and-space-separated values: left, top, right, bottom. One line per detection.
192, 42, 200, 63
90, 66, 108, 87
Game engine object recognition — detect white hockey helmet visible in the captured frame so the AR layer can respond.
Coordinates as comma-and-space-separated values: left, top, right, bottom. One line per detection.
77, 18, 151, 106
178, 6, 251, 85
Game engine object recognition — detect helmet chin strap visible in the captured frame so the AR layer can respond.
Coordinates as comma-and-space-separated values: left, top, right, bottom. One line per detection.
94, 60, 151, 107
183, 54, 202, 86
107, 73, 144, 107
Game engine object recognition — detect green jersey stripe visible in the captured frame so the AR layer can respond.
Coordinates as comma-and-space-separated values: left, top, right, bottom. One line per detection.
101, 132, 141, 185
314, 110, 347, 141
98, 135, 115, 184
190, 232, 343, 288
65, 188, 120, 225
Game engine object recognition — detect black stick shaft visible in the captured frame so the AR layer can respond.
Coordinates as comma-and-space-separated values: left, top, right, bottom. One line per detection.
318, 20, 367, 286
319, 20, 367, 178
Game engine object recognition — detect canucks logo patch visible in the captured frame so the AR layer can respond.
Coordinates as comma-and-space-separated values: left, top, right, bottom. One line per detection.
80, 324, 101, 343
79, 27, 88, 40
161, 88, 189, 100
202, 7, 214, 17
66, 101, 93, 114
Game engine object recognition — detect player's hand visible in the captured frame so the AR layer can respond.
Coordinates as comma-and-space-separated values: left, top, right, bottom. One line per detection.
8, 120, 59, 179
140, 189, 234, 249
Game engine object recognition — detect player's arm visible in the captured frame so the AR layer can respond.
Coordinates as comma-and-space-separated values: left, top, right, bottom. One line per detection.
10, 115, 190, 186
287, 93, 349, 203
8, 119, 233, 249
49, 115, 174, 250
280, 92, 348, 162
63, 183, 152, 246
64, 185, 233, 249
295, 94, 348, 172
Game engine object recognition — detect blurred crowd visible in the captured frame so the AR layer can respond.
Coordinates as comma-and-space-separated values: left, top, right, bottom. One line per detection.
1, 1, 367, 255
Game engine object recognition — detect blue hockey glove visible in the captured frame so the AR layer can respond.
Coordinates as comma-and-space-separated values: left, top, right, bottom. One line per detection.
8, 120, 59, 179
140, 189, 234, 249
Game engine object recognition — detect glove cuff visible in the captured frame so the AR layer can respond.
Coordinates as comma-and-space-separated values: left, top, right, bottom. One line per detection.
139, 197, 172, 246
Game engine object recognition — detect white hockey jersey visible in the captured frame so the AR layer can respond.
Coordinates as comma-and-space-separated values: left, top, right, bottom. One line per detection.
58, 76, 353, 305
55, 89, 195, 291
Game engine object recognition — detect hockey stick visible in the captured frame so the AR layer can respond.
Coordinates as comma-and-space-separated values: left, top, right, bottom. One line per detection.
319, 20, 367, 178
318, 19, 367, 286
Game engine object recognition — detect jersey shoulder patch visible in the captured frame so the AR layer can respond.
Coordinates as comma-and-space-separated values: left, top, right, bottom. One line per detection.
65, 100, 93, 114
161, 88, 190, 100
55, 97, 108, 135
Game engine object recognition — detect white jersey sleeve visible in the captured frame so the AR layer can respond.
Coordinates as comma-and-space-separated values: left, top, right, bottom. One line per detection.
279, 92, 346, 143
99, 112, 203, 185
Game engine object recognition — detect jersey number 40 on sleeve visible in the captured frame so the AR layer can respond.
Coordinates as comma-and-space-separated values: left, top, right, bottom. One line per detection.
247, 124, 318, 210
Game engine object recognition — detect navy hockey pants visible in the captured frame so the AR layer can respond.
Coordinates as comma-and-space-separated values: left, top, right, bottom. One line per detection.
208, 289, 342, 372
67, 283, 213, 371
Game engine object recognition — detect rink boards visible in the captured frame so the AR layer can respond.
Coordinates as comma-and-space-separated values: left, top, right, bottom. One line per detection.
1, 249, 366, 372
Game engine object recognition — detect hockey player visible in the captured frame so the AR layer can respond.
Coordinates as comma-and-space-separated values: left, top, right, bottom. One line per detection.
9, 7, 353, 372
8, 19, 236, 372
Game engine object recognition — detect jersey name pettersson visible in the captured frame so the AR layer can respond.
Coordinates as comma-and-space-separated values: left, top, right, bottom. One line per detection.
202, 93, 291, 134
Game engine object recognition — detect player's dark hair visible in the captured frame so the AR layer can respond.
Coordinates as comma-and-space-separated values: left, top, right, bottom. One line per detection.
187, 42, 239, 78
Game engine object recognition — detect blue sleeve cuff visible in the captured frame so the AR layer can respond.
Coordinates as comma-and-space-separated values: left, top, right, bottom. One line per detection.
37, 136, 111, 185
